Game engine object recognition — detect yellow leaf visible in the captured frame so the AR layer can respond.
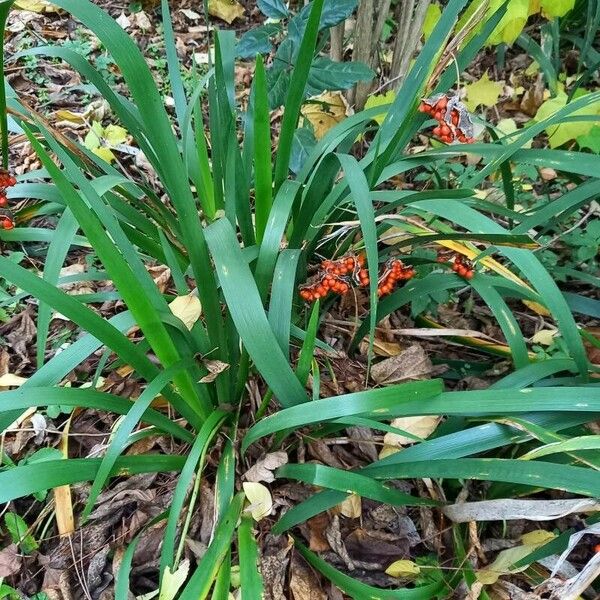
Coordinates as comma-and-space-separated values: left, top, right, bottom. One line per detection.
104, 124, 128, 146
169, 294, 202, 330
379, 444, 400, 459
92, 147, 115, 163
536, 91, 600, 148
301, 92, 350, 140
540, 0, 575, 17
385, 559, 421, 578
532, 329, 558, 346
528, 0, 541, 14
464, 71, 503, 112
422, 2, 442, 40
208, 0, 244, 24
476, 534, 554, 584
383, 416, 441, 449
521, 530, 556, 545
242, 482, 272, 521
364, 91, 395, 125
14, 0, 58, 13
488, 0, 529, 45
55, 109, 86, 124
339, 494, 361, 518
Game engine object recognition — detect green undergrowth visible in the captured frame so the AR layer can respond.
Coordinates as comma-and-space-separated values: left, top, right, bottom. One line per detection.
0, 0, 599, 597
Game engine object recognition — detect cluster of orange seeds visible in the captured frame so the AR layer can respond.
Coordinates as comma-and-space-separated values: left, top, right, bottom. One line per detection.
377, 259, 415, 297
419, 94, 475, 144
299, 255, 368, 302
437, 251, 475, 279
299, 255, 416, 303
0, 169, 16, 230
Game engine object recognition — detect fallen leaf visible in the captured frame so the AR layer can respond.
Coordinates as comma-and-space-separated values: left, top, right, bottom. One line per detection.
14, 0, 58, 13
339, 493, 361, 518
536, 91, 600, 148
199, 359, 229, 384
169, 294, 202, 330
364, 90, 396, 125
476, 532, 555, 584
243, 451, 288, 483
208, 0, 245, 23
0, 544, 21, 577
116, 11, 131, 29
289, 553, 327, 600
385, 559, 421, 578
84, 121, 128, 163
532, 329, 557, 346
371, 344, 433, 385
242, 482, 273, 521
464, 71, 504, 112
0, 373, 28, 387
301, 92, 350, 140
383, 415, 441, 450
131, 10, 152, 29
520, 530, 556, 545
159, 559, 190, 600
308, 513, 331, 552
180, 8, 202, 20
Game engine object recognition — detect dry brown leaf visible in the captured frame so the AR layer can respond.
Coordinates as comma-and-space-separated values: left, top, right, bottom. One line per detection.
54, 413, 75, 536
208, 0, 244, 23
169, 293, 202, 330
370, 344, 433, 385
307, 513, 331, 552
359, 337, 403, 357
243, 451, 288, 483
289, 553, 327, 600
199, 359, 229, 384
301, 91, 351, 140
584, 327, 600, 366
0, 544, 22, 577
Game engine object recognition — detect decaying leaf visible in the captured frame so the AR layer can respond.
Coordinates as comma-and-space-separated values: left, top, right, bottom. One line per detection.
199, 359, 229, 384
476, 531, 556, 584
385, 559, 421, 578
371, 344, 433, 385
0, 544, 22, 578
338, 493, 361, 518
381, 415, 441, 458
243, 482, 273, 521
169, 294, 202, 330
289, 553, 327, 600
208, 0, 245, 24
464, 71, 504, 112
15, 0, 58, 12
243, 451, 288, 483
301, 92, 351, 140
